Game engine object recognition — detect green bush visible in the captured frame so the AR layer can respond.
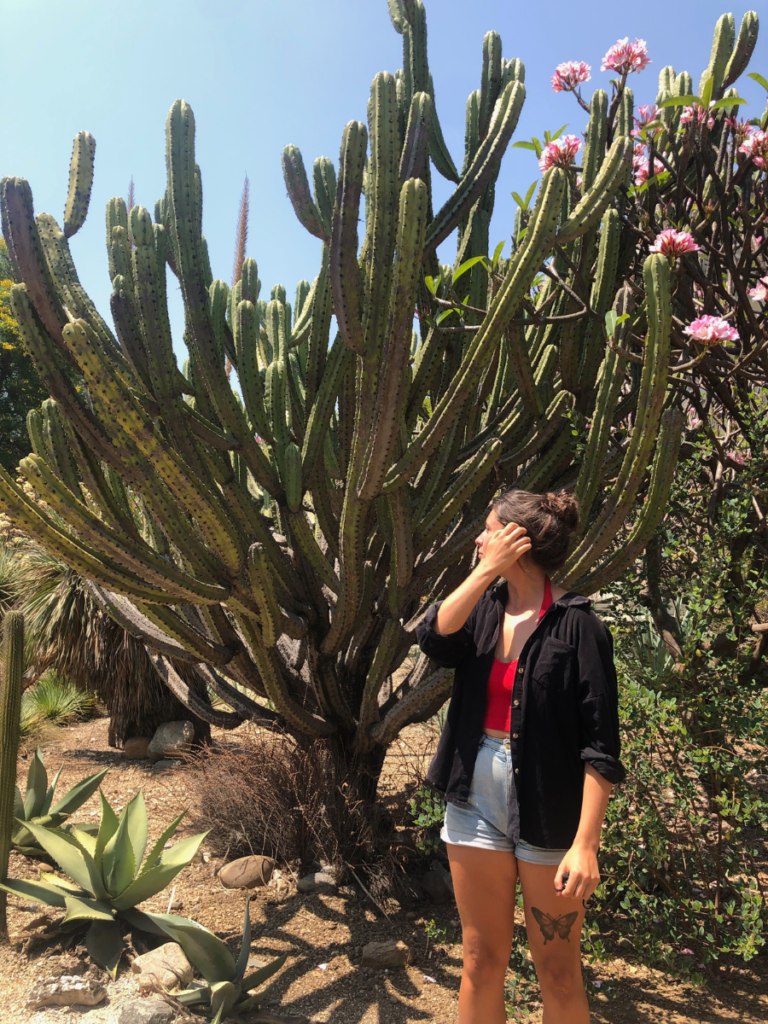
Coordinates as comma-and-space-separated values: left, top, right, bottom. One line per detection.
20, 672, 96, 736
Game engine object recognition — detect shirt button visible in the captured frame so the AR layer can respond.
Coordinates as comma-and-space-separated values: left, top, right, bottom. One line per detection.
514, 768, 519, 774
513, 699, 519, 706
512, 733, 519, 739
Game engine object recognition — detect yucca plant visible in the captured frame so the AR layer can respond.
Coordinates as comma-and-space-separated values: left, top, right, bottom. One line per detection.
0, 789, 206, 974
147, 899, 289, 1022
10, 748, 106, 856
20, 672, 96, 734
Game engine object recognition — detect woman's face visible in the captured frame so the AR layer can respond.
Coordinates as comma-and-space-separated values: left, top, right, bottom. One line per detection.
475, 509, 505, 560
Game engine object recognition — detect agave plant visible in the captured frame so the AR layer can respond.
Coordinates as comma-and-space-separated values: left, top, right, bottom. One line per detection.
0, 788, 206, 973
146, 899, 290, 1022
11, 748, 106, 856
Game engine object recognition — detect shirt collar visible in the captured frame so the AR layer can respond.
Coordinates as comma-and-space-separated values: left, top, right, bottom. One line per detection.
490, 578, 591, 609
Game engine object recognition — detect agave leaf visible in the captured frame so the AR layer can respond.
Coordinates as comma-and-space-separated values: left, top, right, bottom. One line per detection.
0, 877, 72, 908
86, 919, 124, 978
63, 894, 115, 924
112, 832, 207, 911
41, 766, 63, 816
13, 785, 24, 825
49, 767, 108, 817
236, 973, 283, 1012
210, 1004, 226, 1024
121, 908, 193, 938
94, 791, 119, 870
24, 750, 48, 819
147, 915, 237, 984
176, 984, 211, 1007
139, 810, 187, 874
39, 871, 83, 894
21, 822, 103, 897
122, 790, 148, 875
210, 980, 238, 1018
102, 807, 136, 898
68, 826, 98, 858
240, 950, 289, 993
235, 899, 252, 981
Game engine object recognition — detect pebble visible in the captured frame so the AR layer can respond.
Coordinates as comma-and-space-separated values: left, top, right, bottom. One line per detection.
361, 939, 410, 969
147, 720, 194, 761
296, 871, 336, 894
118, 998, 174, 1024
131, 941, 193, 991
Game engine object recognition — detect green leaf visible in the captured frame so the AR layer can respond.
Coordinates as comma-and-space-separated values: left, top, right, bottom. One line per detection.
605, 311, 618, 339
235, 900, 252, 980
140, 810, 187, 875
24, 750, 48, 819
700, 75, 714, 110
0, 877, 71, 908
122, 790, 149, 877
511, 140, 539, 151
241, 951, 289, 994
660, 95, 700, 108
149, 915, 237, 984
550, 123, 569, 141
41, 766, 63, 816
711, 96, 748, 110
748, 72, 768, 93
236, 974, 283, 1012
102, 808, 136, 898
94, 790, 119, 871
211, 980, 238, 1019
39, 871, 82, 894
452, 255, 488, 284
424, 274, 438, 296
176, 985, 211, 1007
435, 308, 457, 325
86, 919, 124, 978
112, 831, 207, 911
63, 894, 115, 924
511, 191, 527, 210
491, 239, 506, 270
22, 821, 101, 897
524, 180, 537, 207
67, 826, 98, 858
13, 785, 24, 826
49, 767, 108, 817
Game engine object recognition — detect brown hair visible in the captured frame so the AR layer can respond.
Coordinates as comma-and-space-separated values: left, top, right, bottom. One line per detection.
491, 488, 579, 573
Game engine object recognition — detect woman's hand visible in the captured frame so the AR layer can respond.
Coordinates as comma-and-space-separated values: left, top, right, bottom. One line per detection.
479, 521, 531, 576
554, 843, 601, 902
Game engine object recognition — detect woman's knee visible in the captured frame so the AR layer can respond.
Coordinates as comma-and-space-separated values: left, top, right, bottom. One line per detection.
535, 955, 584, 1002
462, 929, 510, 984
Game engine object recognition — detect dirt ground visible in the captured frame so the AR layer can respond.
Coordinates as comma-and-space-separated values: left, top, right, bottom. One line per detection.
1, 715, 766, 1023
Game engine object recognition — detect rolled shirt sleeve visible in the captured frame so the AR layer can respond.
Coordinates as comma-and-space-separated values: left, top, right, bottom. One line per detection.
574, 611, 626, 785
415, 601, 476, 669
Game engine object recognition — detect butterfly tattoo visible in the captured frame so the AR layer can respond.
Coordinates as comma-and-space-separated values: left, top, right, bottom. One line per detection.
531, 907, 579, 944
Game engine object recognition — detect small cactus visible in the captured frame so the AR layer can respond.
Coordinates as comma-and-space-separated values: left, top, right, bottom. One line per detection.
0, 611, 24, 940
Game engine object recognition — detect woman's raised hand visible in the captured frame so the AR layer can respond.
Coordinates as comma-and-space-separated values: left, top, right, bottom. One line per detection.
480, 522, 531, 576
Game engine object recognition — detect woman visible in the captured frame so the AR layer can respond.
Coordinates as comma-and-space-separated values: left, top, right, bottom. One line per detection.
416, 488, 625, 1024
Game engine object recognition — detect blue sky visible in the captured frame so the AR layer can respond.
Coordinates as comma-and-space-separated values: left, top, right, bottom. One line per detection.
3, 1, 766, 358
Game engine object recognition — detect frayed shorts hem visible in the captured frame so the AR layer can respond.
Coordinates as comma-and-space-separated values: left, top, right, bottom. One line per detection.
441, 823, 566, 865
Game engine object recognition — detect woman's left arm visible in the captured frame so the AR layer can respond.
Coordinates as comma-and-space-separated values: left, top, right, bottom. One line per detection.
554, 765, 612, 900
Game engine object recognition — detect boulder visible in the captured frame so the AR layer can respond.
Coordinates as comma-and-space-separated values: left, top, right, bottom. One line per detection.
118, 998, 174, 1024
147, 720, 194, 761
296, 871, 335, 894
219, 854, 275, 889
124, 737, 152, 759
361, 939, 410, 969
131, 941, 193, 992
27, 975, 107, 1009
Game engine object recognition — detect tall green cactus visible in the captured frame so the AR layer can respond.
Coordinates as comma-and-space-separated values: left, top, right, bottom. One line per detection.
0, 4, 760, 795
0, 612, 24, 940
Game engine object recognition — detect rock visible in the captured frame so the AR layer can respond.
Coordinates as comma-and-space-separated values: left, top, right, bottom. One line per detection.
124, 736, 152, 759
422, 868, 452, 903
219, 854, 275, 889
617, 936, 634, 951
131, 941, 193, 992
151, 758, 182, 772
118, 998, 174, 1024
147, 720, 194, 761
361, 939, 410, 969
296, 871, 335, 894
27, 975, 107, 1009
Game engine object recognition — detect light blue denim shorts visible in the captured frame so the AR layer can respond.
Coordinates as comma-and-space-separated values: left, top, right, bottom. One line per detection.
441, 735, 568, 865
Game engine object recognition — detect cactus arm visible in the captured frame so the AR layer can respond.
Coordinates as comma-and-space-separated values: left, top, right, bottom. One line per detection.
582, 91, 608, 193
413, 416, 463, 523
570, 406, 685, 595
498, 391, 574, 469
368, 665, 452, 746
503, 323, 543, 418
413, 508, 487, 581
479, 32, 503, 141
556, 136, 632, 246
573, 346, 628, 519
145, 652, 243, 729
424, 80, 525, 253
723, 12, 759, 89
514, 417, 578, 493
388, 485, 414, 590
0, 612, 24, 937
617, 88, 634, 139
329, 122, 367, 360
399, 92, 432, 183
63, 131, 96, 238
358, 177, 428, 500
701, 13, 735, 100
308, 466, 341, 562
405, 326, 449, 431
282, 145, 328, 242
577, 209, 621, 392
356, 618, 404, 750
235, 299, 273, 441
194, 664, 280, 725
135, 603, 234, 667
288, 512, 340, 594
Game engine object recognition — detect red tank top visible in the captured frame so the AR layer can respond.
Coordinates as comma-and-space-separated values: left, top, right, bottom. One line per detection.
483, 577, 552, 733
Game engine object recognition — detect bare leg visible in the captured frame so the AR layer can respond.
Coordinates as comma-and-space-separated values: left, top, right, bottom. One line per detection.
447, 844, 518, 1024
518, 861, 590, 1024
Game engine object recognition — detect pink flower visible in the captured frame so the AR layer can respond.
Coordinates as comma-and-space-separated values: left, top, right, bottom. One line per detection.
725, 117, 754, 145
539, 134, 582, 172
551, 60, 592, 93
740, 130, 768, 170
680, 105, 715, 130
749, 277, 768, 302
649, 229, 700, 260
632, 104, 662, 138
601, 38, 651, 76
633, 156, 664, 186
684, 315, 739, 346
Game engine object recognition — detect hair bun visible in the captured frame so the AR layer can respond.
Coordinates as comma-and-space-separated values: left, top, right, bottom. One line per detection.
541, 490, 579, 529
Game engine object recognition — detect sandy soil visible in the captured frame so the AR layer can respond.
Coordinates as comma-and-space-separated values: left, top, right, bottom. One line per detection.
0, 715, 766, 1023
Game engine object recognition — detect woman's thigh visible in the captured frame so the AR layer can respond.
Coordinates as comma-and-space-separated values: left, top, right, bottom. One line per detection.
517, 861, 586, 978
447, 844, 518, 966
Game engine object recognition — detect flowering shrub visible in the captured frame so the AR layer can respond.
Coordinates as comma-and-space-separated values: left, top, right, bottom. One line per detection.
538, 134, 582, 171
551, 60, 591, 93
679, 105, 715, 130
684, 316, 740, 345
740, 130, 768, 170
649, 229, 700, 260
600, 37, 651, 76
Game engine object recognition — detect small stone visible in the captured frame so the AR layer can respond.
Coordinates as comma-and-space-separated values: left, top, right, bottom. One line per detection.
147, 720, 194, 761
118, 998, 174, 1024
361, 939, 409, 969
219, 854, 275, 889
406, 911, 416, 921
151, 758, 182, 772
422, 868, 452, 903
27, 975, 107, 1009
124, 737, 152, 759
296, 871, 336, 894
617, 936, 633, 951
131, 941, 193, 991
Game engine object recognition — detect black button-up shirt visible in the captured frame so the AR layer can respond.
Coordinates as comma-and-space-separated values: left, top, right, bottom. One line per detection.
416, 580, 626, 850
